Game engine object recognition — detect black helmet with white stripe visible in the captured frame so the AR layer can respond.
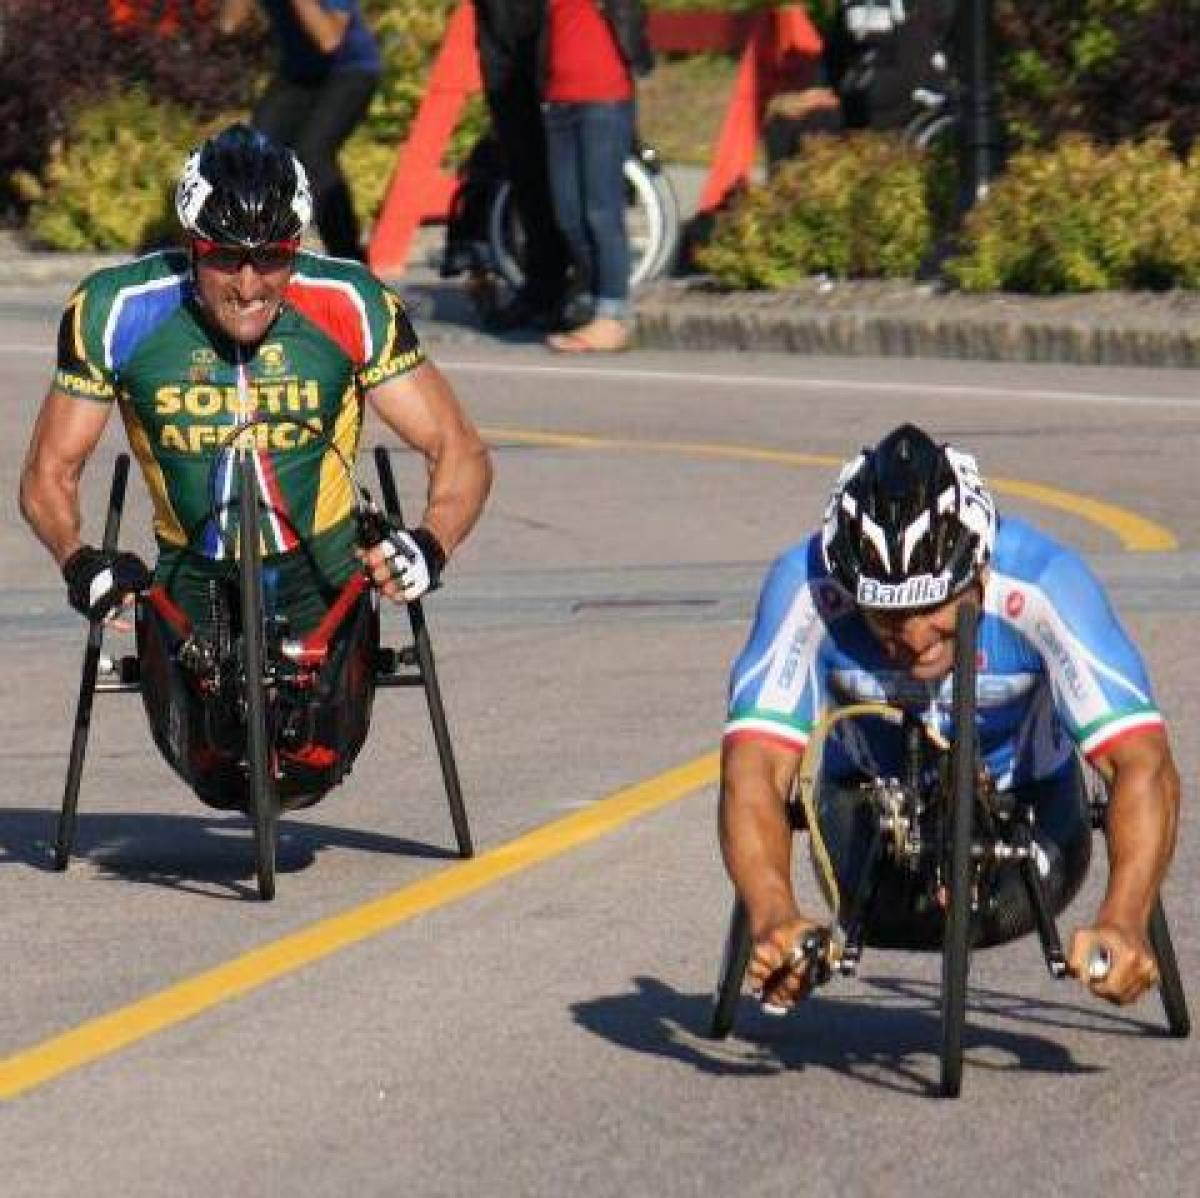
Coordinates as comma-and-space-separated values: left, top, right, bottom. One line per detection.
175, 123, 312, 247
821, 423, 996, 610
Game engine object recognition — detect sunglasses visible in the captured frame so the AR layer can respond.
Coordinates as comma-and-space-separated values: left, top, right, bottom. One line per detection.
192, 238, 300, 272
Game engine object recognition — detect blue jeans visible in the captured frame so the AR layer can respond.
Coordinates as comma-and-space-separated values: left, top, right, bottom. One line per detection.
543, 101, 634, 320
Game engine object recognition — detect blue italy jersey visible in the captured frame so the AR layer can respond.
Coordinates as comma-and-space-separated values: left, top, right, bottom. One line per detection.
724, 517, 1163, 788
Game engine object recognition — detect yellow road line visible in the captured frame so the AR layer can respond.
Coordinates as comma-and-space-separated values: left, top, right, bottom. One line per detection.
2, 428, 1172, 1098
484, 426, 1177, 552
0, 753, 719, 1102
990, 476, 1176, 552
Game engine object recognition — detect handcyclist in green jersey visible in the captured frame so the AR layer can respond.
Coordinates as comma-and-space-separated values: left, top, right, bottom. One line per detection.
19, 124, 493, 635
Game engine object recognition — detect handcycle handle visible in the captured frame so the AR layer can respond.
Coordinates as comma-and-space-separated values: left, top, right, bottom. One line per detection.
760, 928, 839, 1016
1085, 944, 1113, 982
794, 928, 837, 987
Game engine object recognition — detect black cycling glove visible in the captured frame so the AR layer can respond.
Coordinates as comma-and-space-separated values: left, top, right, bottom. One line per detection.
62, 545, 153, 621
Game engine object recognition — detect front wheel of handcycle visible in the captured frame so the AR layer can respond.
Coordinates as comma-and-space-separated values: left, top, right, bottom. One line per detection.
1148, 897, 1191, 1037
940, 595, 980, 1097
238, 451, 277, 901
709, 897, 753, 1038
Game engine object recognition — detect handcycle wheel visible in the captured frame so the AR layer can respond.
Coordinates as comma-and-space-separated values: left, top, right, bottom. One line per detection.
238, 451, 277, 901
55, 454, 131, 869
373, 447, 475, 858
710, 897, 753, 1039
1148, 897, 1191, 1037
940, 594, 980, 1098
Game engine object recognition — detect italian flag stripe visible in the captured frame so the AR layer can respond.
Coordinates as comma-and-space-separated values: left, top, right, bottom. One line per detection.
723, 716, 810, 751
1080, 710, 1164, 758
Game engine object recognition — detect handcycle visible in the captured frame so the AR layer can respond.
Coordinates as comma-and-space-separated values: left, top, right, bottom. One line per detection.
709, 597, 1190, 1097
54, 431, 474, 902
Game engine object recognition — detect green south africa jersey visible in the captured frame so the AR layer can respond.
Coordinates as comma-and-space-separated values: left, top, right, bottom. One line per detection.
53, 249, 425, 560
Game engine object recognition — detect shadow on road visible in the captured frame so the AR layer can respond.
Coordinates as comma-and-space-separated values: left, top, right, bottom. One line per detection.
0, 807, 457, 901
572, 974, 1164, 1096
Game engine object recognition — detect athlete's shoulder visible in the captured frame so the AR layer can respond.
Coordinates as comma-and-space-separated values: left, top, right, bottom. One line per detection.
759, 533, 854, 621
763, 532, 820, 587
989, 515, 1117, 631
285, 251, 417, 367
59, 250, 190, 377
287, 251, 399, 307
69, 250, 189, 320
992, 516, 1087, 584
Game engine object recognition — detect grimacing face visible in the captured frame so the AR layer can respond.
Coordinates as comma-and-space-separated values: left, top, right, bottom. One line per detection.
861, 578, 985, 683
192, 248, 295, 347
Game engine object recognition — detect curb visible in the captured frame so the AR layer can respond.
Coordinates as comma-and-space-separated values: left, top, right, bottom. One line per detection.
631, 278, 1200, 369
0, 254, 126, 288
632, 301, 1200, 369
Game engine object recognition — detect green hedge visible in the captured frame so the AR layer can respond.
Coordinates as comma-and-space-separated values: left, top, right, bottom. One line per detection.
27, 90, 213, 251
698, 130, 1200, 293
696, 132, 935, 286
947, 136, 1200, 292
27, 0, 481, 251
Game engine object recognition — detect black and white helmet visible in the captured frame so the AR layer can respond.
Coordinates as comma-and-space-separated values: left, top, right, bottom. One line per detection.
175, 123, 312, 247
821, 423, 996, 610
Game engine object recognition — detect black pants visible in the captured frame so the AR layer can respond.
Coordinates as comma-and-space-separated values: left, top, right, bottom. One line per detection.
253, 70, 378, 260
484, 44, 571, 309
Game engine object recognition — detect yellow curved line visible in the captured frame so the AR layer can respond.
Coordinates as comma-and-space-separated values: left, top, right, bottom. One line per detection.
990, 476, 1176, 552
484, 426, 1177, 552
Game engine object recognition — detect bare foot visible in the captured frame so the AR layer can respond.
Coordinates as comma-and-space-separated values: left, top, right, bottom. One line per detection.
546, 316, 632, 353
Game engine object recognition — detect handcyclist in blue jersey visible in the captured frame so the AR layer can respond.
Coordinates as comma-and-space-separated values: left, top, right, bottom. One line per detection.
719, 424, 1180, 1013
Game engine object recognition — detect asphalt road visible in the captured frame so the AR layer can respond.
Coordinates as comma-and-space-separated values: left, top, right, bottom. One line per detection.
1, 284, 1197, 1196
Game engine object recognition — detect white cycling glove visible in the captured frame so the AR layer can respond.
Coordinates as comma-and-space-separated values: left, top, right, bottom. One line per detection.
378, 525, 445, 602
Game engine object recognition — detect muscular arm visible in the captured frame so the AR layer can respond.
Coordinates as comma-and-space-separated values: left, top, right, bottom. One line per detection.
286, 0, 351, 55
1092, 727, 1179, 927
719, 737, 802, 932
220, 0, 348, 52
719, 736, 825, 1008
1070, 726, 1180, 1003
19, 389, 114, 567
217, 0, 256, 36
366, 360, 492, 557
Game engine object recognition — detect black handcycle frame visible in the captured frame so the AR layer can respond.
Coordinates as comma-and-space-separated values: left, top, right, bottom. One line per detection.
53, 447, 474, 901
709, 597, 1189, 1097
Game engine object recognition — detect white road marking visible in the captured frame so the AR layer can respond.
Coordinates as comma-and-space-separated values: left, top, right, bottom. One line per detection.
2, 340, 1195, 409
440, 358, 1200, 410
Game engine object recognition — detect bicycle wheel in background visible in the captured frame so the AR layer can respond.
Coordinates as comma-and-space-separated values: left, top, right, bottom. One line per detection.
631, 144, 681, 283
488, 152, 679, 294
940, 595, 980, 1097
904, 109, 956, 153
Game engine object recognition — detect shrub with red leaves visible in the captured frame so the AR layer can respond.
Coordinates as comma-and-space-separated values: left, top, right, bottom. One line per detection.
0, 0, 268, 217
997, 0, 1200, 156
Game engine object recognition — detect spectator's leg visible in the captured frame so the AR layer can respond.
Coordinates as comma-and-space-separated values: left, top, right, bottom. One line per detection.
577, 100, 633, 321
486, 48, 570, 312
252, 76, 313, 150
543, 102, 589, 303
289, 70, 378, 260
